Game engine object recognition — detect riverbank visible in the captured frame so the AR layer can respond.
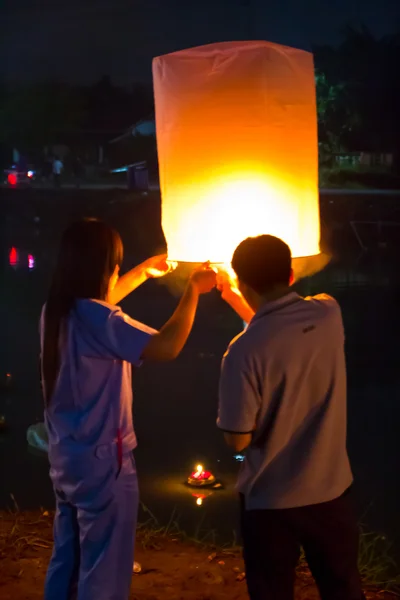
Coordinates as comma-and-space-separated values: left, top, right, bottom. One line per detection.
3, 181, 400, 194
0, 511, 398, 600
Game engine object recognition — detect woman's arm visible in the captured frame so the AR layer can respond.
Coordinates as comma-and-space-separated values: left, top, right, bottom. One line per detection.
109, 265, 147, 305
142, 266, 217, 361
109, 255, 174, 305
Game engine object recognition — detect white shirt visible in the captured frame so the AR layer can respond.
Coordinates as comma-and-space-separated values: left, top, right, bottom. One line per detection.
40, 300, 156, 459
218, 292, 353, 510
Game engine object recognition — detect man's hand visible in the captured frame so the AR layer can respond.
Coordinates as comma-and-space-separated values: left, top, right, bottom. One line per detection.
217, 269, 241, 303
142, 254, 178, 279
216, 268, 255, 324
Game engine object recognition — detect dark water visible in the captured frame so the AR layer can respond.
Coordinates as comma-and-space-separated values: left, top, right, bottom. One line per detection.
0, 189, 399, 554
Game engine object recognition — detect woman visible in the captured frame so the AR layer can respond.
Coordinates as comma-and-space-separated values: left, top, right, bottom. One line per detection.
41, 218, 216, 600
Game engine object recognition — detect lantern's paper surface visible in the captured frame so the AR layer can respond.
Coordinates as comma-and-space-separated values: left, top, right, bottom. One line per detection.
153, 41, 320, 263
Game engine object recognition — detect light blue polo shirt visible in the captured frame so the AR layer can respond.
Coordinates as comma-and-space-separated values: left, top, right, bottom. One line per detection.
218, 292, 353, 510
40, 300, 156, 468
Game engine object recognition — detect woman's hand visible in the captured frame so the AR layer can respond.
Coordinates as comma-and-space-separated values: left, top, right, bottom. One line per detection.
142, 254, 177, 279
109, 255, 176, 304
142, 263, 216, 362
189, 263, 217, 294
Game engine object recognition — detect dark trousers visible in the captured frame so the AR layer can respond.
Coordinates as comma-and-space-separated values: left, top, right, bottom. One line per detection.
240, 489, 366, 600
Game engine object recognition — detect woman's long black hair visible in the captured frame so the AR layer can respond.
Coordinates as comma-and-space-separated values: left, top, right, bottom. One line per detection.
42, 218, 123, 405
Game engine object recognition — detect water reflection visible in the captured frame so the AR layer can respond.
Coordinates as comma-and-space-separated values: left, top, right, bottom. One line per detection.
28, 254, 35, 270
9, 247, 18, 267
8, 247, 36, 270
193, 491, 214, 507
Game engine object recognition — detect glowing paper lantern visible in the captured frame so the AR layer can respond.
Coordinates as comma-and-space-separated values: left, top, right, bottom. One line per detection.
153, 41, 320, 263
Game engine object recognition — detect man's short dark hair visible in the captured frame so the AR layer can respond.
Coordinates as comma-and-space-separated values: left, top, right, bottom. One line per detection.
231, 235, 292, 294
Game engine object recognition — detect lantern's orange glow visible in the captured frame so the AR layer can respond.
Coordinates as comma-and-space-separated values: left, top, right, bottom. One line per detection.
153, 41, 320, 264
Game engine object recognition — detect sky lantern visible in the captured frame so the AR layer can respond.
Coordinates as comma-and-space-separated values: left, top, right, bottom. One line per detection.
153, 41, 320, 264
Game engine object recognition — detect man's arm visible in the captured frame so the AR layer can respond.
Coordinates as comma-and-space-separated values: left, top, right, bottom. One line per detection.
217, 273, 255, 323
217, 343, 260, 450
223, 432, 253, 453
222, 287, 255, 324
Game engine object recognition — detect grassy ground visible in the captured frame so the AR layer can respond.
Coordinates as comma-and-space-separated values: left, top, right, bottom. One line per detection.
0, 510, 399, 600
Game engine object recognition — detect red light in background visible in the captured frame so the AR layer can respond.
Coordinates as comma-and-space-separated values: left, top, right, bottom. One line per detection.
8, 173, 17, 186
9, 247, 18, 266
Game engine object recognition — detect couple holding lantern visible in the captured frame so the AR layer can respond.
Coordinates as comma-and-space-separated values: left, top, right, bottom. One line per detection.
41, 36, 365, 600
40, 219, 365, 600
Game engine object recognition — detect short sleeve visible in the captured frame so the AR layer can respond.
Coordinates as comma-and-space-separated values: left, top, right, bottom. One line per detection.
103, 310, 157, 366
217, 341, 261, 434
307, 293, 341, 314
307, 294, 345, 342
75, 300, 157, 366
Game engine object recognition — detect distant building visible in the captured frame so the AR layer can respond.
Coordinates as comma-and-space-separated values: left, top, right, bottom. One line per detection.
334, 152, 394, 168
108, 116, 158, 184
109, 116, 156, 145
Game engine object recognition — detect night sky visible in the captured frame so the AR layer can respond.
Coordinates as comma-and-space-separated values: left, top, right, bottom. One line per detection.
1, 0, 399, 85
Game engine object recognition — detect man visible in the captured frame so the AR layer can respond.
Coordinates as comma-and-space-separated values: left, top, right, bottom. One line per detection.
52, 156, 63, 187
217, 234, 365, 600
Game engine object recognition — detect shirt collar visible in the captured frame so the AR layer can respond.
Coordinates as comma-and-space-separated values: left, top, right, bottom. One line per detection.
251, 291, 301, 323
